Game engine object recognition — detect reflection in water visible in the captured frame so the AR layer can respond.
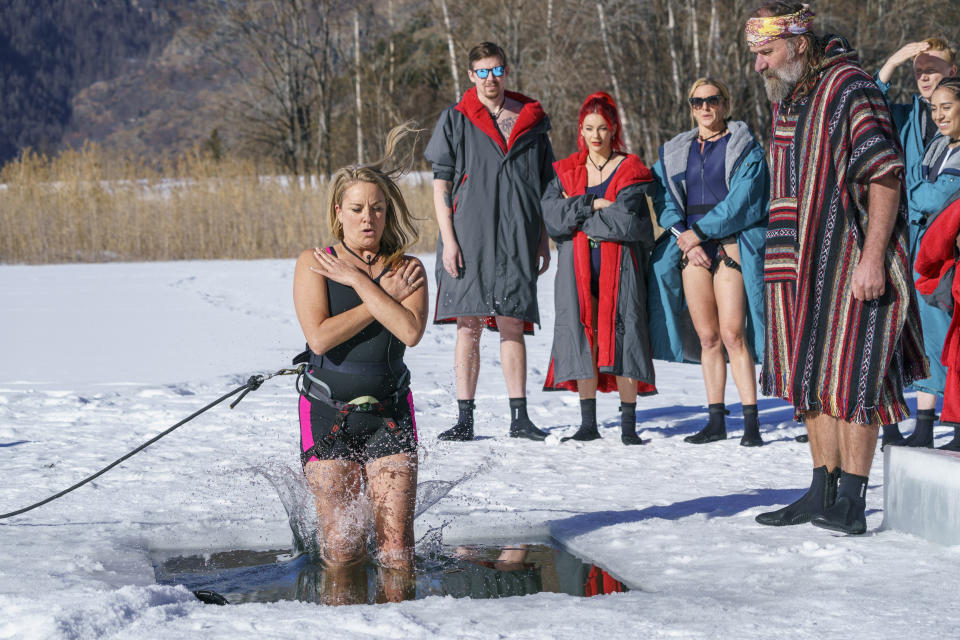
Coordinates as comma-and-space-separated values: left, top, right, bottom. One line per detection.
153, 543, 629, 606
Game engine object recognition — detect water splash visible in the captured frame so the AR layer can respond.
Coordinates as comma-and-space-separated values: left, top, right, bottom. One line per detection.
255, 453, 500, 562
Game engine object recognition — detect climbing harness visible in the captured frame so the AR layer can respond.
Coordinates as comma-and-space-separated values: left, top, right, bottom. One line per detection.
296, 364, 412, 466
0, 365, 304, 520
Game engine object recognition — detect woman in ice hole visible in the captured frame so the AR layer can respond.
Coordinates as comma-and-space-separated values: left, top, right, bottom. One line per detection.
649, 78, 769, 446
541, 92, 657, 444
292, 123, 428, 599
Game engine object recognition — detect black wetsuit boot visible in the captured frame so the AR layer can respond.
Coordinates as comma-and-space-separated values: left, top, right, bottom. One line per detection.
938, 425, 960, 451
685, 403, 727, 444
740, 404, 764, 447
438, 399, 475, 441
562, 398, 600, 441
755, 466, 840, 527
620, 402, 644, 445
509, 397, 548, 441
812, 471, 868, 535
893, 409, 935, 448
880, 422, 906, 449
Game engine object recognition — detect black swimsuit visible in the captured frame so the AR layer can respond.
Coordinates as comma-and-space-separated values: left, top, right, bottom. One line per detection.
298, 247, 417, 465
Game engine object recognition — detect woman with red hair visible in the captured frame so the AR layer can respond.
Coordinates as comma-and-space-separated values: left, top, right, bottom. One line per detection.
542, 92, 657, 444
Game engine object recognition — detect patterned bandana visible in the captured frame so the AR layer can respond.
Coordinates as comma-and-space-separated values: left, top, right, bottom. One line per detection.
745, 4, 815, 47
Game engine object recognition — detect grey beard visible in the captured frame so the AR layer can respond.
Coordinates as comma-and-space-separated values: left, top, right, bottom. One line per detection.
762, 56, 807, 102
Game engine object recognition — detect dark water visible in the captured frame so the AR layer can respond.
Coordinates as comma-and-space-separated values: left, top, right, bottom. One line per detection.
153, 543, 629, 605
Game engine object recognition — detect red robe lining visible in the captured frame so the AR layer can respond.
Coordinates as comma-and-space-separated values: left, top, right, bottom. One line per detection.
916, 198, 960, 424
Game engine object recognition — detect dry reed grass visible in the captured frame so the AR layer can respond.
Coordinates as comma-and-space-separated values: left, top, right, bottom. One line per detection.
0, 144, 439, 265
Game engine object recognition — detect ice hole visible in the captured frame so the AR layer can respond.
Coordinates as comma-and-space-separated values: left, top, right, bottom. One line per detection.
152, 542, 630, 606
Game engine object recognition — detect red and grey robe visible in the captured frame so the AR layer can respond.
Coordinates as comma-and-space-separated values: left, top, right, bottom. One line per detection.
762, 36, 928, 424
424, 87, 555, 331
541, 150, 657, 394
915, 196, 960, 425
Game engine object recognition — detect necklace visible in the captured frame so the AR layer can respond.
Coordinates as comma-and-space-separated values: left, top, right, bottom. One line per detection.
341, 242, 380, 267
588, 150, 614, 174
490, 99, 505, 120
697, 128, 727, 143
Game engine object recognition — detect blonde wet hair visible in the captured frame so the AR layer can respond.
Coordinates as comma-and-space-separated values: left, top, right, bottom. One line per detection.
327, 122, 421, 269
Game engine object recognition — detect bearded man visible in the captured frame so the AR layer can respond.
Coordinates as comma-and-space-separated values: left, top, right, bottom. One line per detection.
747, 2, 928, 534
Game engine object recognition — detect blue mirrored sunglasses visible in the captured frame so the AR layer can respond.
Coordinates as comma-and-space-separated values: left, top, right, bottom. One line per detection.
473, 65, 505, 79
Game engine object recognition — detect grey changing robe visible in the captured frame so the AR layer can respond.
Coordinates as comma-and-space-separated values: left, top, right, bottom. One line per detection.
541, 151, 657, 393
424, 87, 555, 327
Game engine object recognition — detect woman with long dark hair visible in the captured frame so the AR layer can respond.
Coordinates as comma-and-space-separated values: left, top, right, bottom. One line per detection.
542, 92, 657, 444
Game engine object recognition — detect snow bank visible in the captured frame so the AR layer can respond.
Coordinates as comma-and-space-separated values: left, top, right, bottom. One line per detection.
2, 255, 960, 639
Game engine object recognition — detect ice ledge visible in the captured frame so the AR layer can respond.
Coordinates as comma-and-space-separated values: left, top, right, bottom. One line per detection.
882, 446, 960, 545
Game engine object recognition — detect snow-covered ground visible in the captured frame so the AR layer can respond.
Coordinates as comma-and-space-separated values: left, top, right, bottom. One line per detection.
1, 254, 958, 639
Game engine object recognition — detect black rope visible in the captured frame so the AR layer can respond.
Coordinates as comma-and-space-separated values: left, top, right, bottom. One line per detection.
0, 366, 303, 521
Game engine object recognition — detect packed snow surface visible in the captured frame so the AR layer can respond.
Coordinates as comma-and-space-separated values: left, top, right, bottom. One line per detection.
1, 255, 958, 639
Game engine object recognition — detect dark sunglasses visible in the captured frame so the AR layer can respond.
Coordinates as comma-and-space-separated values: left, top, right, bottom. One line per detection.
688, 95, 723, 109
472, 65, 505, 79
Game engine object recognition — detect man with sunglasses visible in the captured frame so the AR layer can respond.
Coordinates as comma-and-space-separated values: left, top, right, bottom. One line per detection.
425, 41, 554, 442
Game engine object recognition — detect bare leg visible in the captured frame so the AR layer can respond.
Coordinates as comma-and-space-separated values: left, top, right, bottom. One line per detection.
375, 565, 416, 604
837, 420, 880, 476
682, 264, 725, 404
455, 316, 484, 399
714, 245, 757, 405
304, 459, 368, 565
366, 451, 418, 570
917, 391, 938, 411
805, 411, 841, 471
320, 560, 369, 606
496, 316, 527, 398
616, 377, 639, 404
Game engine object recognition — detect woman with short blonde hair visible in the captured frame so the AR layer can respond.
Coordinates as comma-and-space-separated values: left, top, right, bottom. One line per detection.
649, 77, 769, 446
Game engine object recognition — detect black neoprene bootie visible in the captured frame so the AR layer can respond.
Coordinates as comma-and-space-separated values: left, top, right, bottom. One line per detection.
938, 426, 960, 451
509, 398, 548, 441
880, 422, 905, 450
811, 471, 868, 535
562, 398, 601, 442
755, 466, 840, 527
685, 403, 728, 443
740, 404, 764, 447
893, 410, 935, 448
438, 399, 475, 441
619, 402, 644, 445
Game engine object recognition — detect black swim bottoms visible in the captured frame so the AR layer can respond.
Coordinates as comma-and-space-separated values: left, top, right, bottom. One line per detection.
298, 392, 418, 465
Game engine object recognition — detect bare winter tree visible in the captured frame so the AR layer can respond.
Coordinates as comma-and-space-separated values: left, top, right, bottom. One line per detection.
189, 0, 960, 172
195, 0, 341, 175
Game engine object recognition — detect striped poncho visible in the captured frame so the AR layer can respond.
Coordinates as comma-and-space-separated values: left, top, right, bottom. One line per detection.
761, 36, 928, 425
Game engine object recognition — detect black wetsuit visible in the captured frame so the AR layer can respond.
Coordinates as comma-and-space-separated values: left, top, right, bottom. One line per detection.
299, 248, 417, 464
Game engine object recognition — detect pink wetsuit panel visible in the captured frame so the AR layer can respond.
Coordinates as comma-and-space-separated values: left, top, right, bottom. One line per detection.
407, 391, 418, 442
299, 395, 318, 463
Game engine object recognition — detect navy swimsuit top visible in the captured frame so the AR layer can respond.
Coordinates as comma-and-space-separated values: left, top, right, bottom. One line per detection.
586, 163, 621, 294
685, 135, 730, 224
